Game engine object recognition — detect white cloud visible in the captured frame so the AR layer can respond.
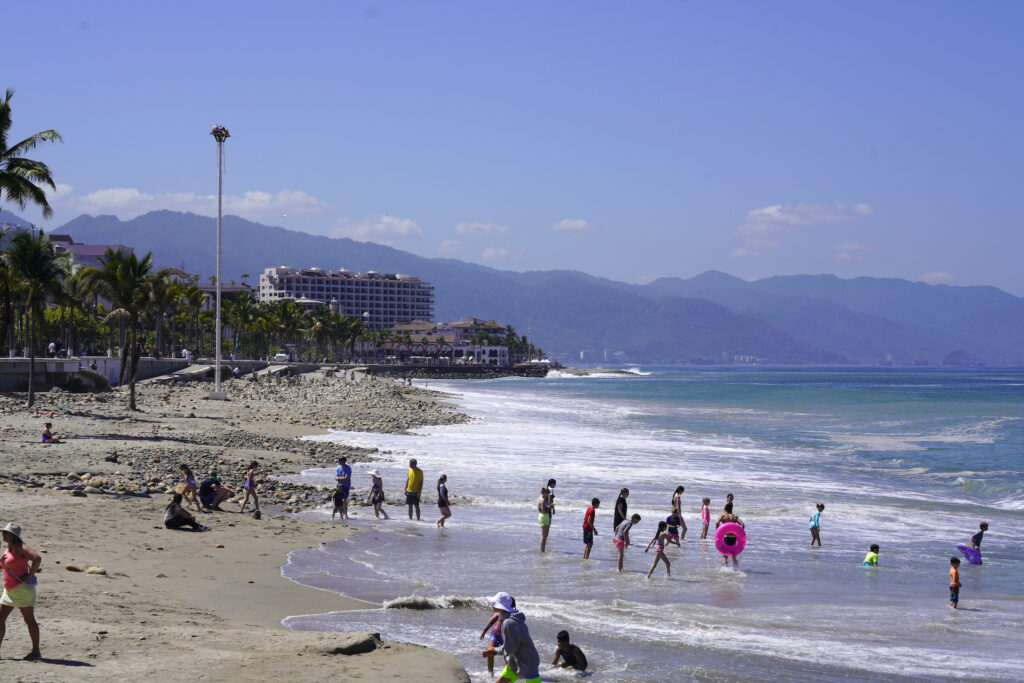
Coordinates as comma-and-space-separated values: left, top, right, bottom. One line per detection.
731, 202, 872, 257
52, 184, 328, 221
918, 271, 954, 285
331, 214, 421, 244
833, 241, 877, 262
549, 218, 592, 233
438, 239, 461, 253
455, 222, 509, 235
481, 246, 509, 261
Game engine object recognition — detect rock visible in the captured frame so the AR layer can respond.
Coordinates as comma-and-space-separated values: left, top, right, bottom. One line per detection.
70, 490, 87, 497
84, 486, 103, 494
317, 632, 381, 656
85, 566, 107, 575
64, 564, 83, 572
215, 544, 225, 549
104, 454, 119, 463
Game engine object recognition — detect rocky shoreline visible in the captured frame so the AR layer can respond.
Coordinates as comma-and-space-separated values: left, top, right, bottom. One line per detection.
0, 369, 471, 681
1, 370, 468, 512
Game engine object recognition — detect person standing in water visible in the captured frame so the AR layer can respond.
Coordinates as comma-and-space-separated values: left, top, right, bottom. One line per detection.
671, 486, 687, 537
613, 488, 629, 533
436, 474, 451, 527
715, 502, 745, 568
538, 486, 554, 552
809, 502, 825, 547
645, 520, 671, 578
582, 498, 599, 560
405, 459, 424, 520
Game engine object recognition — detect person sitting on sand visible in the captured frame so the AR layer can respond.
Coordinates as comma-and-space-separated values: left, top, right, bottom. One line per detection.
164, 494, 209, 531
198, 471, 233, 511
0, 522, 42, 660
41, 423, 61, 444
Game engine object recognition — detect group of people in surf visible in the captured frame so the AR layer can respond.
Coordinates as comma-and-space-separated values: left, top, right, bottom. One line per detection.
537, 481, 746, 576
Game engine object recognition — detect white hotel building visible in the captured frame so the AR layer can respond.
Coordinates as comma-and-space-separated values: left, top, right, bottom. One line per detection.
258, 265, 434, 329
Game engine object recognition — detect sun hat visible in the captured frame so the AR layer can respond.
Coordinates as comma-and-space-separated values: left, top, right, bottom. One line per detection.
368, 469, 381, 477
2, 522, 23, 542
488, 591, 517, 613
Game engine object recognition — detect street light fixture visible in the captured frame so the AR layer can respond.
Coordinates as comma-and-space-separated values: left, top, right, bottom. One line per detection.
210, 124, 230, 400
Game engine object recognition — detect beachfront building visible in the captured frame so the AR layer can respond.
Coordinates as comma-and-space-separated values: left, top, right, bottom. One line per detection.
384, 319, 511, 366
257, 265, 434, 329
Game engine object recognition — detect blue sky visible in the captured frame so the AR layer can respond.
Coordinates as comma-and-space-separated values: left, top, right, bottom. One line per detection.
5, 2, 1023, 293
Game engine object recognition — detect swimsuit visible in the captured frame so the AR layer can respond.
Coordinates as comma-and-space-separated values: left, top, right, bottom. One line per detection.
701, 506, 710, 524
809, 510, 821, 529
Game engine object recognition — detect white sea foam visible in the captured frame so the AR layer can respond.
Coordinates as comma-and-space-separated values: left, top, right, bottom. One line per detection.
287, 371, 1024, 681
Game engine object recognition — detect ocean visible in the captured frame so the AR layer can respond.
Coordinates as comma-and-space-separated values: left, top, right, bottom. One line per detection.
281, 367, 1024, 681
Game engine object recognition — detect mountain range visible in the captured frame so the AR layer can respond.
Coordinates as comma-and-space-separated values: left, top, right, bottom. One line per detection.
5, 209, 1023, 366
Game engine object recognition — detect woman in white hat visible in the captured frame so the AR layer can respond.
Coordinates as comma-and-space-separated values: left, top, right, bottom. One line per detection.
369, 470, 388, 519
0, 522, 41, 660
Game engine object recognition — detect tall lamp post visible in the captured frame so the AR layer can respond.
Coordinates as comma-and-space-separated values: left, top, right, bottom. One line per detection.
210, 125, 230, 400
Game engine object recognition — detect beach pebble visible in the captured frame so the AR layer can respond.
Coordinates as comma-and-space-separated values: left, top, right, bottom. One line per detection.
84, 485, 103, 494
65, 564, 83, 572
85, 566, 107, 575
215, 544, 225, 549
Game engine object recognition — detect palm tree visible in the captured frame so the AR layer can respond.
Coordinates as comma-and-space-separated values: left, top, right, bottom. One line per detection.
81, 248, 153, 410
4, 229, 69, 406
0, 89, 63, 218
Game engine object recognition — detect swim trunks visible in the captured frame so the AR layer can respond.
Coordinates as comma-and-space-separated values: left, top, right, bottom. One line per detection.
498, 664, 541, 683
406, 492, 420, 505
538, 513, 550, 527
614, 537, 626, 552
949, 586, 959, 602
666, 528, 679, 539
583, 529, 594, 546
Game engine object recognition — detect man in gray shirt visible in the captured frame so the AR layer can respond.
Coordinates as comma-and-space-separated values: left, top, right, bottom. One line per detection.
481, 591, 540, 682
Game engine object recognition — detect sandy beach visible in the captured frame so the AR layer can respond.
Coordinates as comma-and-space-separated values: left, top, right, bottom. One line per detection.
0, 369, 470, 681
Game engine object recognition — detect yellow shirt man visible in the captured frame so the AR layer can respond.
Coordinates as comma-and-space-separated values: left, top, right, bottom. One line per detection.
405, 459, 424, 520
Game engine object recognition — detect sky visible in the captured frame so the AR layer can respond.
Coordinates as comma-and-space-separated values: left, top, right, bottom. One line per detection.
4, 2, 1023, 294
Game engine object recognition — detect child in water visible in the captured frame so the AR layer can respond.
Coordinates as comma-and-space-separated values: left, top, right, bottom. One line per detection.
479, 595, 514, 675
614, 513, 641, 573
645, 520, 672, 578
665, 511, 682, 547
700, 497, 711, 539
862, 544, 880, 566
949, 557, 962, 608
969, 521, 988, 564
809, 502, 825, 547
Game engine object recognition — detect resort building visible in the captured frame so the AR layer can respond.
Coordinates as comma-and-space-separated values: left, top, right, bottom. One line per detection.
49, 234, 133, 269
257, 265, 434, 329
383, 318, 511, 366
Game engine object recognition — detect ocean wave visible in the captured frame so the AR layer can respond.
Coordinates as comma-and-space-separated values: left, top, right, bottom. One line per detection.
382, 594, 488, 610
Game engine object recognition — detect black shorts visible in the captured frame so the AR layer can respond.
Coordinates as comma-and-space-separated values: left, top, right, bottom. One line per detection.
406, 492, 421, 505
583, 529, 594, 546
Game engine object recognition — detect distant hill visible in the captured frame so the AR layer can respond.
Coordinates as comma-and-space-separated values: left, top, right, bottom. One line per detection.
24, 209, 1024, 366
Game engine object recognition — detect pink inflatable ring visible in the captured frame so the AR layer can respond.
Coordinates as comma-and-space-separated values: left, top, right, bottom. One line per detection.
715, 522, 746, 556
